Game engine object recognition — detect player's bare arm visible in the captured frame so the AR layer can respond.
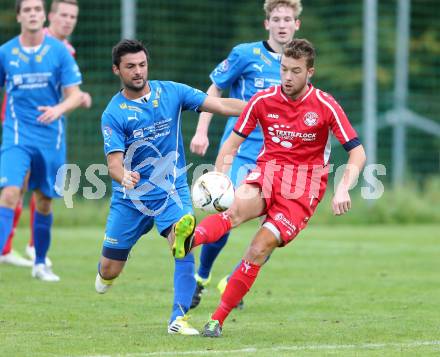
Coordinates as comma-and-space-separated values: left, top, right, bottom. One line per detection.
37, 85, 82, 123
214, 132, 245, 173
199, 96, 245, 118
332, 145, 367, 216
190, 84, 223, 156
106, 152, 140, 190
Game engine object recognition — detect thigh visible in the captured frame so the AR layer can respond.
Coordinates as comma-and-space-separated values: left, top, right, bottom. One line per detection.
265, 193, 320, 246
228, 183, 266, 226
0, 145, 31, 189
104, 197, 154, 250
154, 186, 193, 237
28, 147, 66, 198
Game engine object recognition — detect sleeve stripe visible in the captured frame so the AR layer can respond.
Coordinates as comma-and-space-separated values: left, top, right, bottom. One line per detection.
106, 149, 125, 155
343, 137, 361, 151
209, 74, 226, 91
238, 86, 278, 133
233, 129, 247, 138
316, 89, 349, 142
62, 80, 82, 88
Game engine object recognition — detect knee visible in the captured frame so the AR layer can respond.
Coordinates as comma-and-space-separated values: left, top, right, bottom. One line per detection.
226, 205, 243, 227
99, 260, 122, 280
34, 194, 52, 215
246, 244, 270, 263
0, 187, 21, 208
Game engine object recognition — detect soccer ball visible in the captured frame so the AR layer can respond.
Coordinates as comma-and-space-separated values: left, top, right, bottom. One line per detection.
192, 171, 235, 213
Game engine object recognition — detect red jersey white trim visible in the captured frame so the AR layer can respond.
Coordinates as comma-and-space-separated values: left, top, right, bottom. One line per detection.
238, 86, 278, 133
43, 27, 76, 57
316, 89, 349, 142
234, 84, 358, 168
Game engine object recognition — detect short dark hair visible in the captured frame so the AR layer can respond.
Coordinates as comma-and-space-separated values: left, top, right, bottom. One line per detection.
16, 0, 46, 14
50, 0, 78, 13
112, 39, 149, 67
283, 39, 316, 68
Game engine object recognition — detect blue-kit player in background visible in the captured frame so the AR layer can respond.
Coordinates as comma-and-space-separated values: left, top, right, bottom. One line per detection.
0, 0, 83, 282
189, 0, 303, 308
94, 39, 246, 335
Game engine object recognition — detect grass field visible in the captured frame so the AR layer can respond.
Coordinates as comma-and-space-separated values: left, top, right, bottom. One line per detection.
1, 222, 439, 356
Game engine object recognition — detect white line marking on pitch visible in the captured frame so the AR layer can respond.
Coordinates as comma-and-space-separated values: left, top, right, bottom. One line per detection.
80, 340, 440, 357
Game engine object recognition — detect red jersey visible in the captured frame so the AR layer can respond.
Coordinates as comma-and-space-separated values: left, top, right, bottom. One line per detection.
234, 84, 359, 168
43, 27, 76, 57
235, 84, 360, 245
1, 29, 75, 123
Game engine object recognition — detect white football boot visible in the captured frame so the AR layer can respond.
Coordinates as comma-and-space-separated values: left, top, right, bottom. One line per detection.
0, 250, 33, 267
25, 245, 53, 267
95, 273, 114, 294
168, 315, 199, 335
32, 263, 60, 282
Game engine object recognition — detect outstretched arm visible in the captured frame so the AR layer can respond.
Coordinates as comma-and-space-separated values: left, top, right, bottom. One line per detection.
215, 131, 245, 174
199, 95, 245, 118
332, 145, 367, 215
190, 83, 223, 156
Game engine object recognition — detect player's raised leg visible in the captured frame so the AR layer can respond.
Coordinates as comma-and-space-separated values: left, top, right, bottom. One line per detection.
190, 183, 265, 250
202, 226, 279, 337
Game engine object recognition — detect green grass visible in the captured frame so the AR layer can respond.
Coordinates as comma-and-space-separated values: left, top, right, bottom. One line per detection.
1, 223, 440, 356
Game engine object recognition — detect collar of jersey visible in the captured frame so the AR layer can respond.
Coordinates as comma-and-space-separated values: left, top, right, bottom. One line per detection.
279, 83, 314, 104
18, 34, 47, 56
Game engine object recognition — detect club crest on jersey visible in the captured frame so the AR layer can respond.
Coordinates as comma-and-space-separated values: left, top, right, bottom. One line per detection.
133, 129, 143, 138
103, 126, 112, 147
254, 78, 264, 88
304, 112, 319, 127
219, 59, 229, 72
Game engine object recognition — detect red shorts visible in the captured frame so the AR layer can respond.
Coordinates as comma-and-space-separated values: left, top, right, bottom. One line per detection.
244, 163, 327, 246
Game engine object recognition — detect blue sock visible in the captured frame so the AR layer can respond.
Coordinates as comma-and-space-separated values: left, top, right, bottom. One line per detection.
33, 212, 53, 265
197, 232, 230, 279
0, 207, 14, 253
170, 252, 196, 323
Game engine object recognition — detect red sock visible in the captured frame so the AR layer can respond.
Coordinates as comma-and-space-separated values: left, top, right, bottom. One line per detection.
2, 199, 23, 255
28, 194, 36, 247
193, 212, 232, 247
212, 260, 261, 326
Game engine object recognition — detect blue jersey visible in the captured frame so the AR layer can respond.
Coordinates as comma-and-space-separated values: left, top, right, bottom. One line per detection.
0, 35, 82, 149
101, 80, 207, 200
210, 41, 281, 143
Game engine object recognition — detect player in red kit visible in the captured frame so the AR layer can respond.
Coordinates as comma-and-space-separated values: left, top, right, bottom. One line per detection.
176, 39, 367, 337
0, 0, 91, 267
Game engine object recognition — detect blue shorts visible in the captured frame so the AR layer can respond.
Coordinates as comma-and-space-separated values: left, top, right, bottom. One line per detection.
103, 186, 193, 250
0, 144, 65, 198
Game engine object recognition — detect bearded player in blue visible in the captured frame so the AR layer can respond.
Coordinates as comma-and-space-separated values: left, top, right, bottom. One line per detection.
189, 0, 302, 308
94, 39, 245, 335
0, 0, 83, 282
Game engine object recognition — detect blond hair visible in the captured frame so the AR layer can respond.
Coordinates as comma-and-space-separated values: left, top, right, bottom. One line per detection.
263, 0, 302, 19
50, 0, 78, 13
